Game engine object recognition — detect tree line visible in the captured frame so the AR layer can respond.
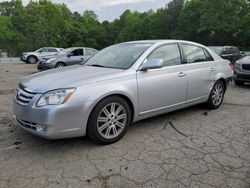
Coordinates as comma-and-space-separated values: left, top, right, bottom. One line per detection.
0, 0, 250, 56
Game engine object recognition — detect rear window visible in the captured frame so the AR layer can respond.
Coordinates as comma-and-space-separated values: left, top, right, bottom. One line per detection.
183, 44, 212, 63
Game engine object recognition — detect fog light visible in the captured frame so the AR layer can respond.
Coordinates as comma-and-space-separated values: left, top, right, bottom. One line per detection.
36, 124, 46, 132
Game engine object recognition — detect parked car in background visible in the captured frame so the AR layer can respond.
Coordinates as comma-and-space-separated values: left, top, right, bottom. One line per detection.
209, 46, 242, 65
13, 40, 232, 144
240, 51, 250, 57
37, 47, 98, 70
233, 56, 250, 85
20, 47, 63, 64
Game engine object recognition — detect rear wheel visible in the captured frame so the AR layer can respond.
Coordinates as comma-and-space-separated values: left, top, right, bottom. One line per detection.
87, 96, 131, 145
55, 62, 65, 68
206, 80, 225, 109
234, 80, 244, 86
27, 56, 37, 64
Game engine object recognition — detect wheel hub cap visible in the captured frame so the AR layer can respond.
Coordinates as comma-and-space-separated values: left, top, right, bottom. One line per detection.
97, 103, 127, 139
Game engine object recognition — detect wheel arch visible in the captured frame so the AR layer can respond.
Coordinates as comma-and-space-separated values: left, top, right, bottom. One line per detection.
55, 62, 66, 67
217, 78, 227, 90
214, 72, 228, 90
87, 93, 135, 127
27, 55, 38, 62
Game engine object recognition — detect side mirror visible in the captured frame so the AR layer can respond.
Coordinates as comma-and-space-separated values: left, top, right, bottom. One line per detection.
139, 58, 164, 71
67, 53, 73, 57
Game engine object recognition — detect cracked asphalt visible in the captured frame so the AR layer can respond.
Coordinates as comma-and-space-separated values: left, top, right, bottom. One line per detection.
0, 63, 250, 188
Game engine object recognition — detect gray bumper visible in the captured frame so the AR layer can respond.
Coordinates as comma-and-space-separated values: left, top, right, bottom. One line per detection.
233, 69, 250, 82
12, 95, 90, 139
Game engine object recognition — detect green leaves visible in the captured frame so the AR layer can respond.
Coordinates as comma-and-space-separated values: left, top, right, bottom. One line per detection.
0, 0, 249, 55
176, 0, 250, 48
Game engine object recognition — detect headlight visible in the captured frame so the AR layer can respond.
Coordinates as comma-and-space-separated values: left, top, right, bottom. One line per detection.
37, 88, 76, 107
235, 62, 241, 68
45, 58, 56, 64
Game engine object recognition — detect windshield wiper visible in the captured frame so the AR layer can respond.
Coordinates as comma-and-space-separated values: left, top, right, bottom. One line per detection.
88, 64, 106, 68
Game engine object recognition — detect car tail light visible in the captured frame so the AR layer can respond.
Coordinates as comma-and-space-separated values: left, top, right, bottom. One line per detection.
229, 63, 234, 70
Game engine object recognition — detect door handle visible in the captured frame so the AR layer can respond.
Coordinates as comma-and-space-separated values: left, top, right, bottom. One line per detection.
178, 72, 186, 77
81, 58, 84, 60
210, 68, 216, 72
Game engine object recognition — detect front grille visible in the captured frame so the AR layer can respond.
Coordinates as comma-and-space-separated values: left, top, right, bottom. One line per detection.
242, 64, 250, 71
238, 74, 250, 79
16, 117, 45, 132
15, 87, 36, 105
16, 117, 37, 131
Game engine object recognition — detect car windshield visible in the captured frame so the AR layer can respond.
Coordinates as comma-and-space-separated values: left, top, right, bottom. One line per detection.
57, 48, 72, 56
84, 43, 152, 69
209, 47, 223, 55
35, 48, 43, 53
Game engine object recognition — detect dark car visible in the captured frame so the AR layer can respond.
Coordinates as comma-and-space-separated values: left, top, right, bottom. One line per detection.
233, 56, 250, 85
209, 46, 242, 65
240, 51, 250, 57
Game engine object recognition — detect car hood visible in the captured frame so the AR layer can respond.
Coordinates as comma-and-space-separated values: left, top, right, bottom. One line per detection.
20, 65, 124, 93
22, 52, 38, 55
237, 56, 250, 64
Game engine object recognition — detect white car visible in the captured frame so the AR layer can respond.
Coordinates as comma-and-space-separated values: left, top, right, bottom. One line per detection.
20, 47, 63, 64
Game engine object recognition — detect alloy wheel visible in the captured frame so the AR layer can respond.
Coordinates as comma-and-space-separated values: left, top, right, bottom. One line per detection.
29, 57, 36, 64
211, 82, 224, 106
97, 103, 127, 139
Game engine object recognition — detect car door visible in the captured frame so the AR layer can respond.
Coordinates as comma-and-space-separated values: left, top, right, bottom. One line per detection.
181, 43, 215, 102
137, 43, 188, 116
67, 48, 84, 65
36, 48, 47, 59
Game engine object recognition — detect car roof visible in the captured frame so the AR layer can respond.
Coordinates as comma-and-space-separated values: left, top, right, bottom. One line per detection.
208, 46, 238, 48
65, 47, 97, 51
124, 40, 207, 46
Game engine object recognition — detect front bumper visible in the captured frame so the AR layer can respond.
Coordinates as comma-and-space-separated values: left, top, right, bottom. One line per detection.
233, 68, 250, 82
12, 94, 91, 139
20, 55, 27, 62
37, 62, 54, 70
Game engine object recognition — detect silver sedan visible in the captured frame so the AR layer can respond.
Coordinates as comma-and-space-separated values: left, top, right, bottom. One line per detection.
12, 40, 233, 144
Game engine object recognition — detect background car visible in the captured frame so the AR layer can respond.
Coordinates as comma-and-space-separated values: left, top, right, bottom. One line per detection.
233, 56, 250, 85
20, 47, 63, 64
240, 51, 250, 57
20, 47, 63, 63
37, 47, 98, 70
13, 40, 232, 145
209, 46, 242, 65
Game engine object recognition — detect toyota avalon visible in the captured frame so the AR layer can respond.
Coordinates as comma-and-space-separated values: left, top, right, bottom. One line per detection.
12, 40, 232, 144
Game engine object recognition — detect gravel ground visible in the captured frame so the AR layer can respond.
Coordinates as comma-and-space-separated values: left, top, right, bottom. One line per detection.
0, 63, 250, 188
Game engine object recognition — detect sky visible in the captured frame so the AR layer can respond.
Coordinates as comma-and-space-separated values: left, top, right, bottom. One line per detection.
1, 0, 170, 21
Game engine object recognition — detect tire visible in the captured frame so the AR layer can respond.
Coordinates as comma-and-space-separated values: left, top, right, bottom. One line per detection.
55, 62, 65, 68
234, 80, 244, 86
27, 56, 37, 64
206, 80, 226, 109
87, 96, 131, 145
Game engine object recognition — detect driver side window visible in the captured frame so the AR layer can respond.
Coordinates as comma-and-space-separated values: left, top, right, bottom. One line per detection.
71, 49, 84, 56
148, 44, 182, 67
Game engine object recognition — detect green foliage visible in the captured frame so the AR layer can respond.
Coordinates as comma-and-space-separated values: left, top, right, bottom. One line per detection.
0, 0, 249, 55
176, 0, 250, 48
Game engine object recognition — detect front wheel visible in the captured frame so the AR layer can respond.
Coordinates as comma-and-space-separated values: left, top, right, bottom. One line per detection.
27, 56, 37, 64
206, 80, 225, 109
55, 62, 65, 68
87, 96, 131, 145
